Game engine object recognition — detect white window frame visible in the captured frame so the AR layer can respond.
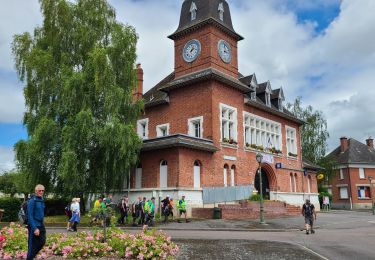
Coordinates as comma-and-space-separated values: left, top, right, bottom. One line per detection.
286, 125, 297, 155
359, 168, 365, 179
339, 187, 349, 199
137, 118, 149, 140
339, 169, 344, 180
250, 92, 256, 101
278, 99, 283, 112
188, 116, 203, 138
289, 174, 293, 192
220, 103, 237, 142
243, 112, 282, 150
156, 123, 170, 137
265, 93, 271, 107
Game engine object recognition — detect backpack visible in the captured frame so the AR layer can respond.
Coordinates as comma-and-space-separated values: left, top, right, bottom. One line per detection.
18, 200, 29, 225
64, 203, 72, 217
304, 204, 313, 217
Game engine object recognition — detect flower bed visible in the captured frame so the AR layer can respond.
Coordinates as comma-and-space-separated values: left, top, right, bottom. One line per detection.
0, 223, 179, 259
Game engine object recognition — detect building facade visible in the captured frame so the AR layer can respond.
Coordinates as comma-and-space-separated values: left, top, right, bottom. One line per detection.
128, 0, 319, 213
327, 137, 375, 210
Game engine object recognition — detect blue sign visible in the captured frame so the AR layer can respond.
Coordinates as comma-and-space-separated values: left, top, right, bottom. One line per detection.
275, 163, 282, 169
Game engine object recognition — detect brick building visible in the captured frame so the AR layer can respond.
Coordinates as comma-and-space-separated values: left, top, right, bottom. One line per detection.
127, 0, 319, 213
327, 137, 375, 210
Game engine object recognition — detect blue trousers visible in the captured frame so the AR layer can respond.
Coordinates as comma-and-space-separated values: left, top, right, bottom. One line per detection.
27, 226, 46, 260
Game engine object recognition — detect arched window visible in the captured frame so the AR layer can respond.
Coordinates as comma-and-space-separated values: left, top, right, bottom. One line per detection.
230, 165, 236, 186
290, 173, 293, 192
136, 164, 142, 189
307, 175, 311, 193
160, 160, 168, 188
223, 164, 229, 187
194, 160, 201, 188
294, 173, 298, 192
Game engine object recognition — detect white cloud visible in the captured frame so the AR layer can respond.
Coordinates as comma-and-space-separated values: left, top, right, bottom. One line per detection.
0, 0, 41, 71
0, 77, 25, 123
0, 146, 15, 173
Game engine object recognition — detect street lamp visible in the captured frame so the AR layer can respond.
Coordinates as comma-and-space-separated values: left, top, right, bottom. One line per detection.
256, 153, 265, 224
368, 176, 374, 215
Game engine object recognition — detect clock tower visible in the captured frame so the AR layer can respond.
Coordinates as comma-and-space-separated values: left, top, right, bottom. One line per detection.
168, 0, 243, 79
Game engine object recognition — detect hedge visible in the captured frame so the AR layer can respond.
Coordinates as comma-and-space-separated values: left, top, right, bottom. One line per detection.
0, 197, 22, 222
0, 197, 71, 222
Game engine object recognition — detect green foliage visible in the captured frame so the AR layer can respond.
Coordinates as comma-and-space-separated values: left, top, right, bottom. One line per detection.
287, 97, 329, 164
249, 194, 262, 201
318, 156, 338, 183
0, 170, 29, 197
0, 197, 22, 222
12, 0, 143, 197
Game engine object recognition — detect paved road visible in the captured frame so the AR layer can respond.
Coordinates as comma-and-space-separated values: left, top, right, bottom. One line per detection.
45, 211, 375, 260
164, 211, 375, 260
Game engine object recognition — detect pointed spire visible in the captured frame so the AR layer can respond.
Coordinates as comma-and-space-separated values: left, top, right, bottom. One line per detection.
218, 2, 224, 21
190, 2, 197, 21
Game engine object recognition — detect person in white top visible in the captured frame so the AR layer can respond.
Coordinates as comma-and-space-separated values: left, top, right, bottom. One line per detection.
69, 198, 81, 232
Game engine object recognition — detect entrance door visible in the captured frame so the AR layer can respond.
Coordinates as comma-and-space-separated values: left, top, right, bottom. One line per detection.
160, 160, 168, 188
255, 168, 270, 199
194, 161, 201, 188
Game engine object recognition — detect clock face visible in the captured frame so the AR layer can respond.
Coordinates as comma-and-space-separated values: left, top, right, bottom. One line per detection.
218, 40, 232, 63
182, 39, 201, 63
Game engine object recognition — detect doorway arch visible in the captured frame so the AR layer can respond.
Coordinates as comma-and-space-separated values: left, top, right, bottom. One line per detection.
254, 163, 277, 199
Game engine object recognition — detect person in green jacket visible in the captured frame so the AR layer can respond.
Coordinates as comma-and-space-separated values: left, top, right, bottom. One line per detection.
177, 195, 190, 223
145, 197, 155, 226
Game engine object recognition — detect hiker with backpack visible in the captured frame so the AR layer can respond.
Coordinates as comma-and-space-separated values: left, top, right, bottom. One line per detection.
177, 195, 190, 223
117, 195, 129, 225
302, 199, 317, 235
27, 184, 46, 260
64, 201, 72, 231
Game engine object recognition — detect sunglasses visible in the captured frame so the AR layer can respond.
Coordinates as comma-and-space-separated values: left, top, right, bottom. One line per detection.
37, 190, 45, 192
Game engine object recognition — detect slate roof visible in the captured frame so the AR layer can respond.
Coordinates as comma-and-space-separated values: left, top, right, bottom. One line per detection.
169, 0, 243, 40
326, 138, 375, 164
158, 68, 251, 93
143, 73, 174, 108
142, 70, 303, 125
302, 158, 325, 172
141, 134, 219, 153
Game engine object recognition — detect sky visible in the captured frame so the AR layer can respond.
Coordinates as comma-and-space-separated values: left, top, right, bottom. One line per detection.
1, 0, 375, 173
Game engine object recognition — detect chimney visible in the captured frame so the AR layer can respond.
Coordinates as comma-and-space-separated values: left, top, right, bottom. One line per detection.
340, 136, 348, 153
366, 137, 374, 149
133, 63, 143, 102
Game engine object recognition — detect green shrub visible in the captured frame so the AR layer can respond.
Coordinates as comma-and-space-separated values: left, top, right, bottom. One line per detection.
249, 194, 262, 201
0, 197, 22, 222
44, 198, 70, 216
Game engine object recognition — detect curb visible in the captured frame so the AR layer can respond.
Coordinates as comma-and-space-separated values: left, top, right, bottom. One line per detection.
46, 226, 301, 232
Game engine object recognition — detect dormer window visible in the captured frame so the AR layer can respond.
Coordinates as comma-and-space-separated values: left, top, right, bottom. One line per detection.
218, 3, 224, 21
265, 93, 271, 107
278, 99, 283, 112
250, 92, 256, 101
190, 2, 197, 21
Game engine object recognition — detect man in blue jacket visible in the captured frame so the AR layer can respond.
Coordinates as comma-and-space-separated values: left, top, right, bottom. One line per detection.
27, 184, 46, 260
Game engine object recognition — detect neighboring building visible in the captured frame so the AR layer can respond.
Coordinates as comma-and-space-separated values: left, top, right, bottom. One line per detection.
326, 137, 375, 210
127, 0, 319, 213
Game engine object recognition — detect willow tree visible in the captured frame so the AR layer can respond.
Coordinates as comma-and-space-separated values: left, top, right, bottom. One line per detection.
12, 0, 143, 197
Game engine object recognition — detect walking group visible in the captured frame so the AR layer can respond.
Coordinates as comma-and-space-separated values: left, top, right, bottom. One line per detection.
92, 194, 190, 227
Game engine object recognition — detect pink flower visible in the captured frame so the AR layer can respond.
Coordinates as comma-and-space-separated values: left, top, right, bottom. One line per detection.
137, 253, 144, 260
86, 236, 94, 241
7, 228, 14, 235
